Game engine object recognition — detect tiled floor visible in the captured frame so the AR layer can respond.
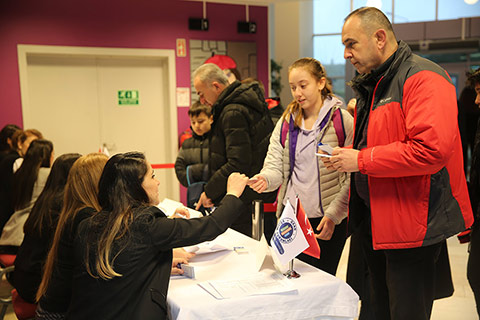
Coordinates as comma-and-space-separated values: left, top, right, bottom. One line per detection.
336, 236, 478, 320
1, 236, 477, 319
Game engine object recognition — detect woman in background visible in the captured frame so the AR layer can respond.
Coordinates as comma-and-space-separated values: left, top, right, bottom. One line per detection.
0, 128, 43, 234
13, 153, 81, 303
67, 152, 247, 320
0, 139, 53, 253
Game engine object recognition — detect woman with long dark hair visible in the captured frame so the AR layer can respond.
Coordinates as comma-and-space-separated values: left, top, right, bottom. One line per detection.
35, 153, 108, 319
12, 153, 81, 303
0, 139, 53, 253
67, 152, 247, 320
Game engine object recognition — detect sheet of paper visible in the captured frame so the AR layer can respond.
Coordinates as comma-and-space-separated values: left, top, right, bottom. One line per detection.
198, 271, 297, 299
184, 241, 230, 255
255, 234, 275, 271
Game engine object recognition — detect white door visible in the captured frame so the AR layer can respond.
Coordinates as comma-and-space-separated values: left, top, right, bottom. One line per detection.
19, 46, 179, 201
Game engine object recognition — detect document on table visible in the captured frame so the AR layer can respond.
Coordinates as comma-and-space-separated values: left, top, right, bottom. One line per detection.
184, 241, 230, 255
198, 271, 297, 299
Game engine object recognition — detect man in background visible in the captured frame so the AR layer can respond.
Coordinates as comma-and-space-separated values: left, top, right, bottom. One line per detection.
192, 63, 276, 236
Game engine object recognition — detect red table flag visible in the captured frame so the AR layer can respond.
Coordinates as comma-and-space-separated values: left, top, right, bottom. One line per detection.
296, 197, 321, 259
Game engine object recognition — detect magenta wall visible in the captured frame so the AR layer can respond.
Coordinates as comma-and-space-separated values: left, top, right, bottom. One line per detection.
0, 0, 268, 203
0, 0, 268, 131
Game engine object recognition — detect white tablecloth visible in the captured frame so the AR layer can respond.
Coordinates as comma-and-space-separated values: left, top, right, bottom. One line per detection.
168, 229, 359, 320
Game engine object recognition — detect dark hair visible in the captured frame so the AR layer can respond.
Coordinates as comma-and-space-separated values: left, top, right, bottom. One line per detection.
11, 129, 44, 155
23, 153, 81, 237
345, 6, 395, 37
188, 101, 212, 118
12, 139, 54, 210
87, 152, 149, 279
467, 67, 480, 88
226, 68, 242, 81
0, 124, 21, 153
282, 58, 333, 127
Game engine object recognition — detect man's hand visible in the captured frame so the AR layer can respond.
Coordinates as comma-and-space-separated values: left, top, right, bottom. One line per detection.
195, 192, 213, 210
315, 216, 335, 240
226, 173, 249, 198
247, 174, 268, 193
322, 147, 360, 172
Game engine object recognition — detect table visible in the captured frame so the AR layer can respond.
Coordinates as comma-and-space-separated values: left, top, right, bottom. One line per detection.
167, 229, 359, 319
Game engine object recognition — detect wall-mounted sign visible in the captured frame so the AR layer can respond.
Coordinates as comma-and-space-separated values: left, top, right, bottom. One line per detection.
176, 87, 190, 107
118, 90, 139, 105
177, 38, 187, 57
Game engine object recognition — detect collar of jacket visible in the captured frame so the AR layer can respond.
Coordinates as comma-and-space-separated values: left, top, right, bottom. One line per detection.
349, 40, 412, 92
189, 127, 209, 140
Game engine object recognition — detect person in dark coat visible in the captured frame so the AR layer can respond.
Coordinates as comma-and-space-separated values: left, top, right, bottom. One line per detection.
193, 63, 276, 236
13, 153, 81, 303
67, 152, 248, 320
174, 101, 212, 210
466, 67, 480, 316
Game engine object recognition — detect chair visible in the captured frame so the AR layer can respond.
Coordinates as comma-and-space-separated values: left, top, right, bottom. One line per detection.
0, 264, 14, 320
11, 289, 36, 320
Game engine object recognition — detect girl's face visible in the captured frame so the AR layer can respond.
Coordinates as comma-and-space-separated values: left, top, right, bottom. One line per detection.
18, 134, 39, 156
141, 161, 161, 206
288, 67, 326, 112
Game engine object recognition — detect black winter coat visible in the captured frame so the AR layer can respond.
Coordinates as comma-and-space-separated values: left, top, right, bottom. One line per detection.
174, 130, 209, 187
205, 81, 276, 205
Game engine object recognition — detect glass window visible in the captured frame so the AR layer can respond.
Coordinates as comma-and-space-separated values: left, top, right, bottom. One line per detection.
313, 0, 350, 34
353, 0, 393, 21
394, 0, 436, 23
313, 35, 346, 99
438, 0, 480, 20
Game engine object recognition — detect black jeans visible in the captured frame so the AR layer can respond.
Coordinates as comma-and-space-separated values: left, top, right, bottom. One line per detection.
361, 221, 442, 320
297, 217, 347, 276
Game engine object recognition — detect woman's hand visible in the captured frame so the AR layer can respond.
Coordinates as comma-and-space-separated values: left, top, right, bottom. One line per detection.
171, 206, 190, 219
315, 216, 335, 240
247, 174, 268, 193
173, 248, 195, 260
171, 257, 188, 275
226, 173, 249, 198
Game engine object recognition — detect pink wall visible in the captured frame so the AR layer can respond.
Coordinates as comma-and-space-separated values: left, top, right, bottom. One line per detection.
0, 0, 268, 203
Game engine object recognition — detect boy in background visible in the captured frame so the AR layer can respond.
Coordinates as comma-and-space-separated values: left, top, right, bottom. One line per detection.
175, 101, 212, 210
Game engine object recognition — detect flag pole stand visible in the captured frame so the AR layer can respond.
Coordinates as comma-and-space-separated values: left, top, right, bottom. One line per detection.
284, 259, 300, 279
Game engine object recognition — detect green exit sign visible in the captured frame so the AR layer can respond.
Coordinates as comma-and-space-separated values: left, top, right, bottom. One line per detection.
118, 90, 139, 105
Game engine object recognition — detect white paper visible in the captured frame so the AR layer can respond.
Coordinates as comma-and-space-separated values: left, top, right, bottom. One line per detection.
255, 234, 275, 271
184, 241, 230, 255
198, 271, 296, 299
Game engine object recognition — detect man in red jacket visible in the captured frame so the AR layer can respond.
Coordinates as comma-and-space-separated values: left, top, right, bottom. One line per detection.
324, 7, 474, 320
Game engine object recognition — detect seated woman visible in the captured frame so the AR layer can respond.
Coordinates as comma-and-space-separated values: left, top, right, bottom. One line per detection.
35, 153, 194, 319
12, 153, 81, 303
0, 129, 43, 235
67, 152, 247, 320
36, 153, 108, 319
0, 139, 53, 253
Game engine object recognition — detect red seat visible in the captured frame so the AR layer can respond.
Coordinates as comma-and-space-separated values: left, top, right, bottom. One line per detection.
11, 289, 36, 320
0, 254, 16, 267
